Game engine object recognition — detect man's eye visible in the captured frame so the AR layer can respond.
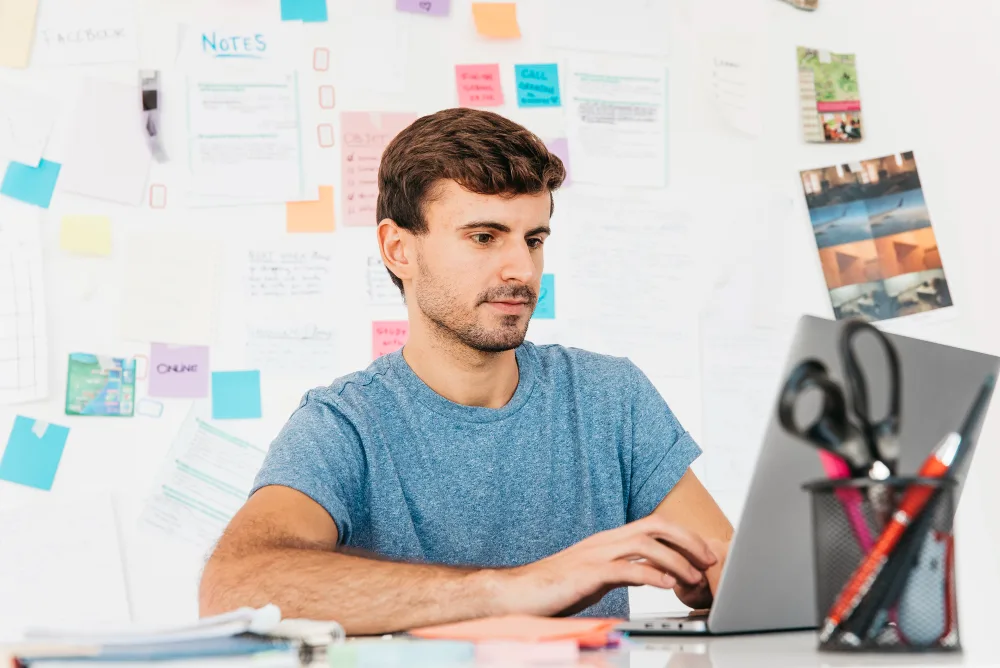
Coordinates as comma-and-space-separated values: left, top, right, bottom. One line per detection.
527, 237, 544, 249
472, 233, 494, 244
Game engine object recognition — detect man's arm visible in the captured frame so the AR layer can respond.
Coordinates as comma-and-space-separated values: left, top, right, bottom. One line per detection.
199, 486, 502, 635
651, 468, 734, 608
200, 485, 719, 635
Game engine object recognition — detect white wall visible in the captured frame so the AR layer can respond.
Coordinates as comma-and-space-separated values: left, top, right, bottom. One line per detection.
4, 0, 1000, 628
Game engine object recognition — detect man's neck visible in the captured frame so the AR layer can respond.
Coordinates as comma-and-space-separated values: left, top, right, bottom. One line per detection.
401, 326, 520, 410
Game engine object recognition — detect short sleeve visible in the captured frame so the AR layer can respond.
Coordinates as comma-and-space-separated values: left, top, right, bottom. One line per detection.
626, 361, 702, 522
250, 390, 365, 545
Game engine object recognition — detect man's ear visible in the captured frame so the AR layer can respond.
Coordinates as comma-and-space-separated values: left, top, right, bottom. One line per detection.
378, 219, 413, 282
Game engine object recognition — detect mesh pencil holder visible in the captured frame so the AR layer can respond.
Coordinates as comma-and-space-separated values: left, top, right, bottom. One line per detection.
803, 476, 960, 653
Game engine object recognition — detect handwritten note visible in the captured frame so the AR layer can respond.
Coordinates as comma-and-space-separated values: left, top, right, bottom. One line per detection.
341, 112, 417, 227
533, 274, 555, 319
456, 64, 504, 107
0, 159, 60, 208
545, 138, 571, 186
367, 256, 404, 306
514, 64, 561, 107
397, 0, 449, 16
243, 244, 337, 376
373, 321, 409, 359
0, 0, 39, 68
0, 416, 70, 491
286, 185, 335, 233
471, 2, 520, 38
148, 343, 210, 398
60, 215, 111, 256
32, 0, 138, 66
211, 370, 262, 420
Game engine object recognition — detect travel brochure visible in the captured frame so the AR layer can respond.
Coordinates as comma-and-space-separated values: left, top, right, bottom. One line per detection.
798, 47, 862, 143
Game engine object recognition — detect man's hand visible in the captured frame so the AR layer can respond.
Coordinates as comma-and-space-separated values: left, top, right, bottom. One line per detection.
490, 515, 718, 618
672, 537, 729, 610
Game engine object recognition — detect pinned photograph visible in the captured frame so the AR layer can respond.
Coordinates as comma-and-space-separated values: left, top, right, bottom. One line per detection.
797, 47, 862, 143
800, 152, 953, 322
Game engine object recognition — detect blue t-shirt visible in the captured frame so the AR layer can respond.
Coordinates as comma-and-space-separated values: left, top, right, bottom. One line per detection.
251, 342, 701, 619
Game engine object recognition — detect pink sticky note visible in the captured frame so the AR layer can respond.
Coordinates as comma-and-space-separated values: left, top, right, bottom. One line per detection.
372, 321, 409, 359
148, 343, 210, 398
545, 138, 571, 186
341, 112, 417, 227
456, 64, 504, 107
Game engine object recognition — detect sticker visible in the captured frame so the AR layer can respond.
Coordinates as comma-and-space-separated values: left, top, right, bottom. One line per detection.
313, 47, 330, 71
149, 184, 167, 208
136, 398, 164, 418
318, 124, 335, 147
319, 85, 335, 109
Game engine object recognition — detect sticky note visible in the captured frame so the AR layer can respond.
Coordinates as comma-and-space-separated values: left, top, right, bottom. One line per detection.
319, 85, 335, 109
286, 185, 335, 233
373, 321, 409, 359
545, 139, 571, 186
318, 124, 335, 147
280, 0, 327, 22
472, 2, 520, 38
0, 158, 61, 208
533, 274, 555, 319
149, 343, 210, 398
136, 398, 164, 418
514, 64, 560, 107
312, 47, 330, 71
456, 64, 504, 107
397, 0, 449, 15
0, 416, 70, 491
60, 215, 112, 256
211, 371, 262, 419
0, 0, 39, 68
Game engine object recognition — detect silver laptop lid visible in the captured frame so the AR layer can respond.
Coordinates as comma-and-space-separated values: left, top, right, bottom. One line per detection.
707, 315, 999, 634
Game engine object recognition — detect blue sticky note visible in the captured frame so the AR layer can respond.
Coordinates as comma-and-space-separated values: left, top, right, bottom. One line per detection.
0, 159, 61, 208
0, 416, 70, 491
534, 274, 555, 319
280, 0, 328, 22
514, 64, 561, 108
212, 371, 262, 419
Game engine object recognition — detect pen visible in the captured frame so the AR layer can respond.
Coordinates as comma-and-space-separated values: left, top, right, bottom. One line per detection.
819, 375, 996, 643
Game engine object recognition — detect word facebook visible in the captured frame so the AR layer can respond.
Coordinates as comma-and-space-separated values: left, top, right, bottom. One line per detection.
39, 28, 126, 44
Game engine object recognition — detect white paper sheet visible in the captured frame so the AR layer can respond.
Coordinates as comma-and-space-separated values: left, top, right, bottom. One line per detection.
0, 494, 131, 639
565, 54, 669, 188
0, 83, 57, 166
31, 0, 138, 66
178, 24, 309, 203
544, 0, 671, 57
58, 78, 153, 205
120, 229, 219, 346
702, 33, 763, 137
242, 241, 337, 376
138, 410, 267, 553
561, 194, 699, 379
0, 204, 48, 405
366, 255, 404, 307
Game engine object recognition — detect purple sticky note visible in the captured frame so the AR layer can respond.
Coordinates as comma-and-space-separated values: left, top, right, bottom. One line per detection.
546, 138, 571, 186
396, 0, 450, 16
148, 343, 210, 398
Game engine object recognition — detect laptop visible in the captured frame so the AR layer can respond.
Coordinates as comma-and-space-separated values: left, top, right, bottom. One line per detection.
618, 315, 1000, 635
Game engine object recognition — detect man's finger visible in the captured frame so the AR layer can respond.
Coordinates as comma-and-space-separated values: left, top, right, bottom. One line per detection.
631, 516, 717, 570
612, 561, 677, 590
611, 536, 703, 586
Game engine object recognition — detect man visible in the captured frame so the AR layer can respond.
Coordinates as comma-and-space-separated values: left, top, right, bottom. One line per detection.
199, 108, 733, 635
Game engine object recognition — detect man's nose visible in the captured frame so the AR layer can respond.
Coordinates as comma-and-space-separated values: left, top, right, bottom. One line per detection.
499, 241, 536, 284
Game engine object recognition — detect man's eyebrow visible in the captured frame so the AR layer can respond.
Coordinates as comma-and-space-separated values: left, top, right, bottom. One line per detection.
456, 221, 552, 236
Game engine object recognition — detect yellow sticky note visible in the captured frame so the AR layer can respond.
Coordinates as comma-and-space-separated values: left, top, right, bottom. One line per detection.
0, 0, 39, 68
60, 215, 112, 256
286, 185, 336, 233
472, 2, 520, 39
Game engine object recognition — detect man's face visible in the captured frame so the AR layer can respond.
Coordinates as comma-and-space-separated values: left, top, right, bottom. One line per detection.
409, 180, 551, 353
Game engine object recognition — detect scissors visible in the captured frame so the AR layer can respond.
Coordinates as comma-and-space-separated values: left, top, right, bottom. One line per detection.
778, 319, 902, 481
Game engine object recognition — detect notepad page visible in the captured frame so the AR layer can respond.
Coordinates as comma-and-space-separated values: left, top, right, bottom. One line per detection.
0, 203, 48, 404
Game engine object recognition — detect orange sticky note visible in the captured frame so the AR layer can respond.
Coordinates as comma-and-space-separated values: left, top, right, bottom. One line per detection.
456, 64, 504, 107
372, 320, 409, 359
286, 186, 335, 233
410, 614, 624, 648
471, 2, 520, 39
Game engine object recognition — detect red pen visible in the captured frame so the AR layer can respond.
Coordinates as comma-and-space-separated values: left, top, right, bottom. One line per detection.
818, 431, 961, 643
